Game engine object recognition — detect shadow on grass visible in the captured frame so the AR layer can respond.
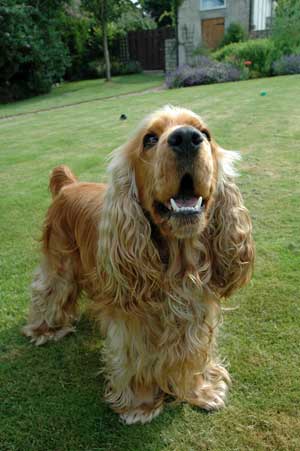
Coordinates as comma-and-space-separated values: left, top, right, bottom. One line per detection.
0, 316, 184, 451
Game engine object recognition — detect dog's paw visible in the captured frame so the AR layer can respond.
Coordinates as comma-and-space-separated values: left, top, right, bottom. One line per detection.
188, 365, 230, 411
22, 323, 75, 346
119, 404, 163, 425
191, 379, 228, 411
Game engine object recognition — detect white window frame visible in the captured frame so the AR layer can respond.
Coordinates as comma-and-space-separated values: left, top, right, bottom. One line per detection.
200, 0, 226, 11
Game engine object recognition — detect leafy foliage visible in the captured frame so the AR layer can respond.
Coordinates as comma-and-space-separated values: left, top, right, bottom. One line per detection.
0, 0, 70, 102
82, 0, 147, 80
0, 0, 150, 99
213, 39, 279, 77
220, 22, 247, 47
140, 0, 183, 26
82, 0, 131, 22
272, 0, 300, 54
140, 0, 174, 26
114, 8, 156, 35
60, 14, 93, 81
87, 59, 142, 78
166, 57, 242, 89
192, 45, 211, 57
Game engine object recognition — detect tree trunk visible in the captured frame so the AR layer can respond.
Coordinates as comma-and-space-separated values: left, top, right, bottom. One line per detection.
101, 0, 111, 81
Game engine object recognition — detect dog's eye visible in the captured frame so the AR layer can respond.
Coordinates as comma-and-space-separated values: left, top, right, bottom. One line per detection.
143, 133, 159, 149
201, 130, 211, 141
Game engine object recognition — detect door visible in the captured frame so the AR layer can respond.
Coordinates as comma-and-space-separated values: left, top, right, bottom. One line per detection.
202, 18, 225, 49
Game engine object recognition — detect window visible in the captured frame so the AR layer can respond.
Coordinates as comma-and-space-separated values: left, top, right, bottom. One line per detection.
200, 0, 226, 10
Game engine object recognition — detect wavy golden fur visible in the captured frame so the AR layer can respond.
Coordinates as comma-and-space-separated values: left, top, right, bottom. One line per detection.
23, 106, 254, 424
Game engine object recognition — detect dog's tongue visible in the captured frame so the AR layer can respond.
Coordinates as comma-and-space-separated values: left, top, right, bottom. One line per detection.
174, 197, 198, 208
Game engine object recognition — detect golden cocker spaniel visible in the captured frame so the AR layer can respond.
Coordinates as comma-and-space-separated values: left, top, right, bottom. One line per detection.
23, 106, 254, 424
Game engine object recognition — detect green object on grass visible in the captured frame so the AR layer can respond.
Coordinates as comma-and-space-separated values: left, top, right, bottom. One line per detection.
260, 90, 267, 96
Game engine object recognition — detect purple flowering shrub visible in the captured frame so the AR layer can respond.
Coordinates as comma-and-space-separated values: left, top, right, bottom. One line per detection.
272, 54, 300, 75
166, 57, 242, 89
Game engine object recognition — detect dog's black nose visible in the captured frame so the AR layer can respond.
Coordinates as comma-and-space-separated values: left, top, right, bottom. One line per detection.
168, 127, 203, 157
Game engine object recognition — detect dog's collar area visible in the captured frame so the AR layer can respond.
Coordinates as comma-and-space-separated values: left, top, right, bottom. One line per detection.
143, 210, 170, 264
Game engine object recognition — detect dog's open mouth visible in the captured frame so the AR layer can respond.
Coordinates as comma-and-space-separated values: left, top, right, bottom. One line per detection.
154, 174, 206, 219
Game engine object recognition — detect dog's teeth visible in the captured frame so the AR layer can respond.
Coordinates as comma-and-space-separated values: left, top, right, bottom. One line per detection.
196, 196, 203, 209
170, 198, 179, 212
170, 198, 203, 214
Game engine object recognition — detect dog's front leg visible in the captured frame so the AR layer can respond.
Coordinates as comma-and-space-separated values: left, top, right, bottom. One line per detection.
101, 317, 164, 425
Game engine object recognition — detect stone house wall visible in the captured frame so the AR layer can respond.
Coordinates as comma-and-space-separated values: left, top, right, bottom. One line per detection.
178, 0, 251, 65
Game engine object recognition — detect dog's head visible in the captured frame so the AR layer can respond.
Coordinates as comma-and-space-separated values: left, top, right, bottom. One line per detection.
100, 106, 253, 300
124, 106, 225, 239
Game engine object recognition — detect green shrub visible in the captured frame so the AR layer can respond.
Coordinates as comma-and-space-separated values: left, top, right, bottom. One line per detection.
87, 59, 142, 79
272, 0, 300, 55
0, 1, 69, 102
115, 60, 142, 75
192, 46, 211, 58
213, 39, 279, 77
60, 14, 92, 81
220, 22, 247, 47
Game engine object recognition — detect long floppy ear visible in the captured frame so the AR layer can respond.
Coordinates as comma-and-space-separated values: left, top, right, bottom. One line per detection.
97, 148, 161, 309
206, 146, 254, 298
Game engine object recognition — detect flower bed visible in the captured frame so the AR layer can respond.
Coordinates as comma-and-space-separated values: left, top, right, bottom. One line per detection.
166, 57, 242, 89
272, 54, 300, 75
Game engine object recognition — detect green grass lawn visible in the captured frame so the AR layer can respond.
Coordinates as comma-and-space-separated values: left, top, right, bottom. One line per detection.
0, 73, 164, 119
0, 74, 299, 451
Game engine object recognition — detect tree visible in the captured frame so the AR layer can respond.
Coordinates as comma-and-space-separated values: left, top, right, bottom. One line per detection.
139, 0, 183, 27
115, 7, 156, 34
139, 0, 174, 26
272, 0, 300, 54
101, 0, 111, 80
82, 0, 133, 81
82, 0, 109, 80
0, 0, 70, 102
